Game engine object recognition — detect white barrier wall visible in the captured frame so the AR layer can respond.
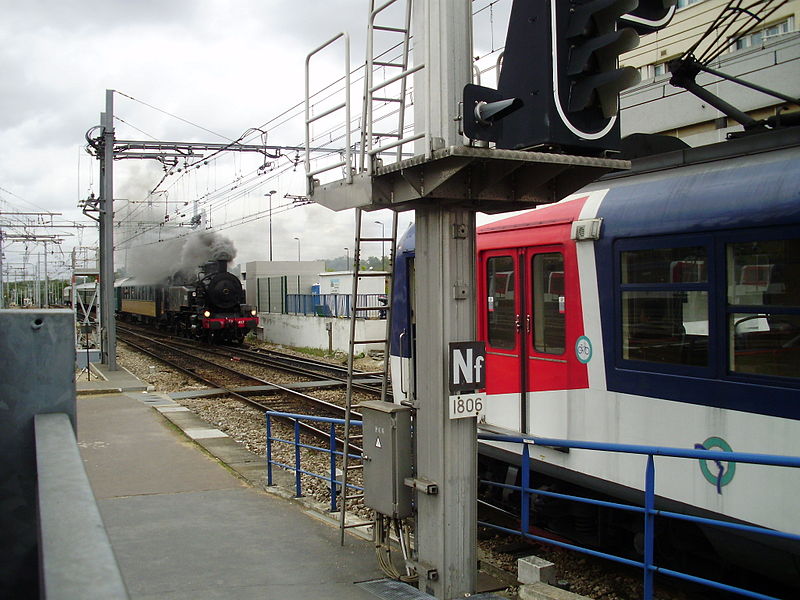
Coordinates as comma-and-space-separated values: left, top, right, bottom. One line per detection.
257, 313, 387, 353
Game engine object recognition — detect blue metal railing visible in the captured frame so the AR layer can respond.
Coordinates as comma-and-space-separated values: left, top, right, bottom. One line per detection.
478, 433, 800, 600
285, 293, 386, 318
265, 411, 363, 512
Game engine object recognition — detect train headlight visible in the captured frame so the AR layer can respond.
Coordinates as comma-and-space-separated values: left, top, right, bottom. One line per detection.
203, 310, 211, 318
250, 309, 257, 316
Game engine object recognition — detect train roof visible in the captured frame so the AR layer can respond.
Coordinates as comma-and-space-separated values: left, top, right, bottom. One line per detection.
478, 128, 800, 239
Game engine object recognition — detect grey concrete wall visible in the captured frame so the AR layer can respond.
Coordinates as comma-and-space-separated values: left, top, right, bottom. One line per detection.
0, 310, 76, 596
257, 313, 387, 353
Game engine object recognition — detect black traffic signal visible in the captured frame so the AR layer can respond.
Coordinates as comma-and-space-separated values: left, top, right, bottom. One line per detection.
619, 0, 677, 34
463, 0, 641, 154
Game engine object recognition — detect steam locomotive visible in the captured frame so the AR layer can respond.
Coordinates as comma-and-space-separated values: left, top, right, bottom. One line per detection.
116, 259, 258, 343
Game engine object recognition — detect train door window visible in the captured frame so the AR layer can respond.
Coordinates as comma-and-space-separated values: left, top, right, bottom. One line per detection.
531, 253, 565, 354
620, 246, 709, 366
487, 255, 516, 349
727, 238, 800, 379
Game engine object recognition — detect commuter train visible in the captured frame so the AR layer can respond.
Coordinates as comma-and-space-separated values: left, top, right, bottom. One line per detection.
389, 129, 800, 586
116, 259, 258, 344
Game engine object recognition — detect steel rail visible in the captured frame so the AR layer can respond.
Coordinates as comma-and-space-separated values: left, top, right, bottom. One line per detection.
117, 331, 360, 449
116, 323, 385, 395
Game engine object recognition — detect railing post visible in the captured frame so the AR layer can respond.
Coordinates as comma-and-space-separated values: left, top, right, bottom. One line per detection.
265, 414, 273, 486
294, 419, 303, 497
330, 423, 338, 512
521, 443, 531, 536
644, 455, 655, 600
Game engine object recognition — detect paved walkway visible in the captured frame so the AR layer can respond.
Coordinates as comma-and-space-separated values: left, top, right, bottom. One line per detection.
77, 366, 384, 600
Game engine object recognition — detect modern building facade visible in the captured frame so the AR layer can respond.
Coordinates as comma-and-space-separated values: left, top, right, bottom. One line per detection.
620, 0, 799, 146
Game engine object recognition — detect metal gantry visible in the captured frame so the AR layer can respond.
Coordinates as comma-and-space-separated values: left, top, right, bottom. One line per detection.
86, 90, 283, 370
302, 1, 633, 596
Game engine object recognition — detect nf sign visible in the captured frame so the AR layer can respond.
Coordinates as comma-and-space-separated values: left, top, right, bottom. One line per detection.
449, 341, 486, 393
449, 342, 486, 420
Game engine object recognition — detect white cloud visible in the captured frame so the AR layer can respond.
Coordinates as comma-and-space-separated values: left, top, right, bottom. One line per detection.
0, 0, 516, 279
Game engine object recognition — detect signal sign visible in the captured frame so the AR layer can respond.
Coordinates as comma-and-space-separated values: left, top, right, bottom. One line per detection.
449, 342, 486, 393
449, 342, 486, 420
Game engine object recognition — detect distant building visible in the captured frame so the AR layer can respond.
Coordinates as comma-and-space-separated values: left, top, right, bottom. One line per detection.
317, 271, 388, 296
245, 260, 325, 308
620, 0, 799, 146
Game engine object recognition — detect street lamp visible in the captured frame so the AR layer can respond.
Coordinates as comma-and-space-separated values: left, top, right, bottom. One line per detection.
293, 237, 301, 262
374, 220, 385, 270
264, 190, 277, 261
344, 247, 349, 270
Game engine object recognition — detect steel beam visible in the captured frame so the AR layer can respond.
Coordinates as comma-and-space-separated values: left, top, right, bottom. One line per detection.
412, 3, 476, 598
414, 207, 477, 598
100, 90, 117, 370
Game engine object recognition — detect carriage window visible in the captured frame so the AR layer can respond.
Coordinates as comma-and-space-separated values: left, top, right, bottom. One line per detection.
727, 239, 800, 307
487, 256, 516, 350
623, 246, 706, 284
622, 291, 708, 365
532, 253, 565, 354
727, 239, 800, 378
621, 246, 709, 367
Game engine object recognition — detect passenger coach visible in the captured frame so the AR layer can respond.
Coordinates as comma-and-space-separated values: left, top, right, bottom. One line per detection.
389, 130, 800, 583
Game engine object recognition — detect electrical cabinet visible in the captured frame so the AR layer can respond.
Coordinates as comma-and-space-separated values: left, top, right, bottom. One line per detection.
360, 401, 412, 518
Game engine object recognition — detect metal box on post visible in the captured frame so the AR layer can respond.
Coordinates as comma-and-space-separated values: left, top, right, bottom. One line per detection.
360, 400, 413, 518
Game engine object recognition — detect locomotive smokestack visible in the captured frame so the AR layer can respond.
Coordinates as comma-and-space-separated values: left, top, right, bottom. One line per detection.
201, 259, 228, 275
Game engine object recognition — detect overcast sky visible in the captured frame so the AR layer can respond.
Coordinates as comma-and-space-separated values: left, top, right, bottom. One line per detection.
0, 0, 512, 280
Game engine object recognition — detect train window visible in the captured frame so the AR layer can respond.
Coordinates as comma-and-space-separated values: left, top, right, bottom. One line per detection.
531, 253, 565, 354
727, 239, 800, 379
622, 291, 709, 366
620, 245, 709, 367
487, 255, 516, 350
727, 239, 800, 307
623, 247, 707, 284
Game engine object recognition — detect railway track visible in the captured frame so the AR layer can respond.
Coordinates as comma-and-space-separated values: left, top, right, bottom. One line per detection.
117, 327, 365, 450
117, 322, 386, 396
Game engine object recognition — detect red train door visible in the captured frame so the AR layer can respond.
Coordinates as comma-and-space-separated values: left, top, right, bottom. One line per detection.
524, 247, 569, 394
482, 250, 525, 432
482, 246, 569, 434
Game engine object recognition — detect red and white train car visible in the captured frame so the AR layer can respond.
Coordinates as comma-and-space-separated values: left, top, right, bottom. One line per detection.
390, 131, 800, 584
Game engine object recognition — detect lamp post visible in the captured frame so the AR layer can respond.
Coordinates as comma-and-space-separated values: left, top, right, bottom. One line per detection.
344, 247, 349, 270
374, 220, 385, 270
293, 236, 301, 262
264, 190, 277, 261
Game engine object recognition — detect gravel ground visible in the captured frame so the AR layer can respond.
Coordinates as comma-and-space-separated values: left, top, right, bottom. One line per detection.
98, 340, 694, 600
113, 340, 372, 520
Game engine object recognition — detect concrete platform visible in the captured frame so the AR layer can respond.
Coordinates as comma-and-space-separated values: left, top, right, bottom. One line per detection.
76, 369, 384, 599
76, 365, 518, 600
77, 362, 149, 395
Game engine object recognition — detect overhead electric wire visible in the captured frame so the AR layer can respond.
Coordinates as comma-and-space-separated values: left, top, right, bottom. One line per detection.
115, 90, 235, 142
684, 0, 789, 65
116, 2, 507, 253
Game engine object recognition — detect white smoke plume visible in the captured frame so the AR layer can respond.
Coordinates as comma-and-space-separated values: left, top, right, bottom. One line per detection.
122, 230, 237, 284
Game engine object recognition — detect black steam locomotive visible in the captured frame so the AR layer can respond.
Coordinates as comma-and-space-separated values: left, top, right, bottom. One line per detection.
116, 259, 258, 344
